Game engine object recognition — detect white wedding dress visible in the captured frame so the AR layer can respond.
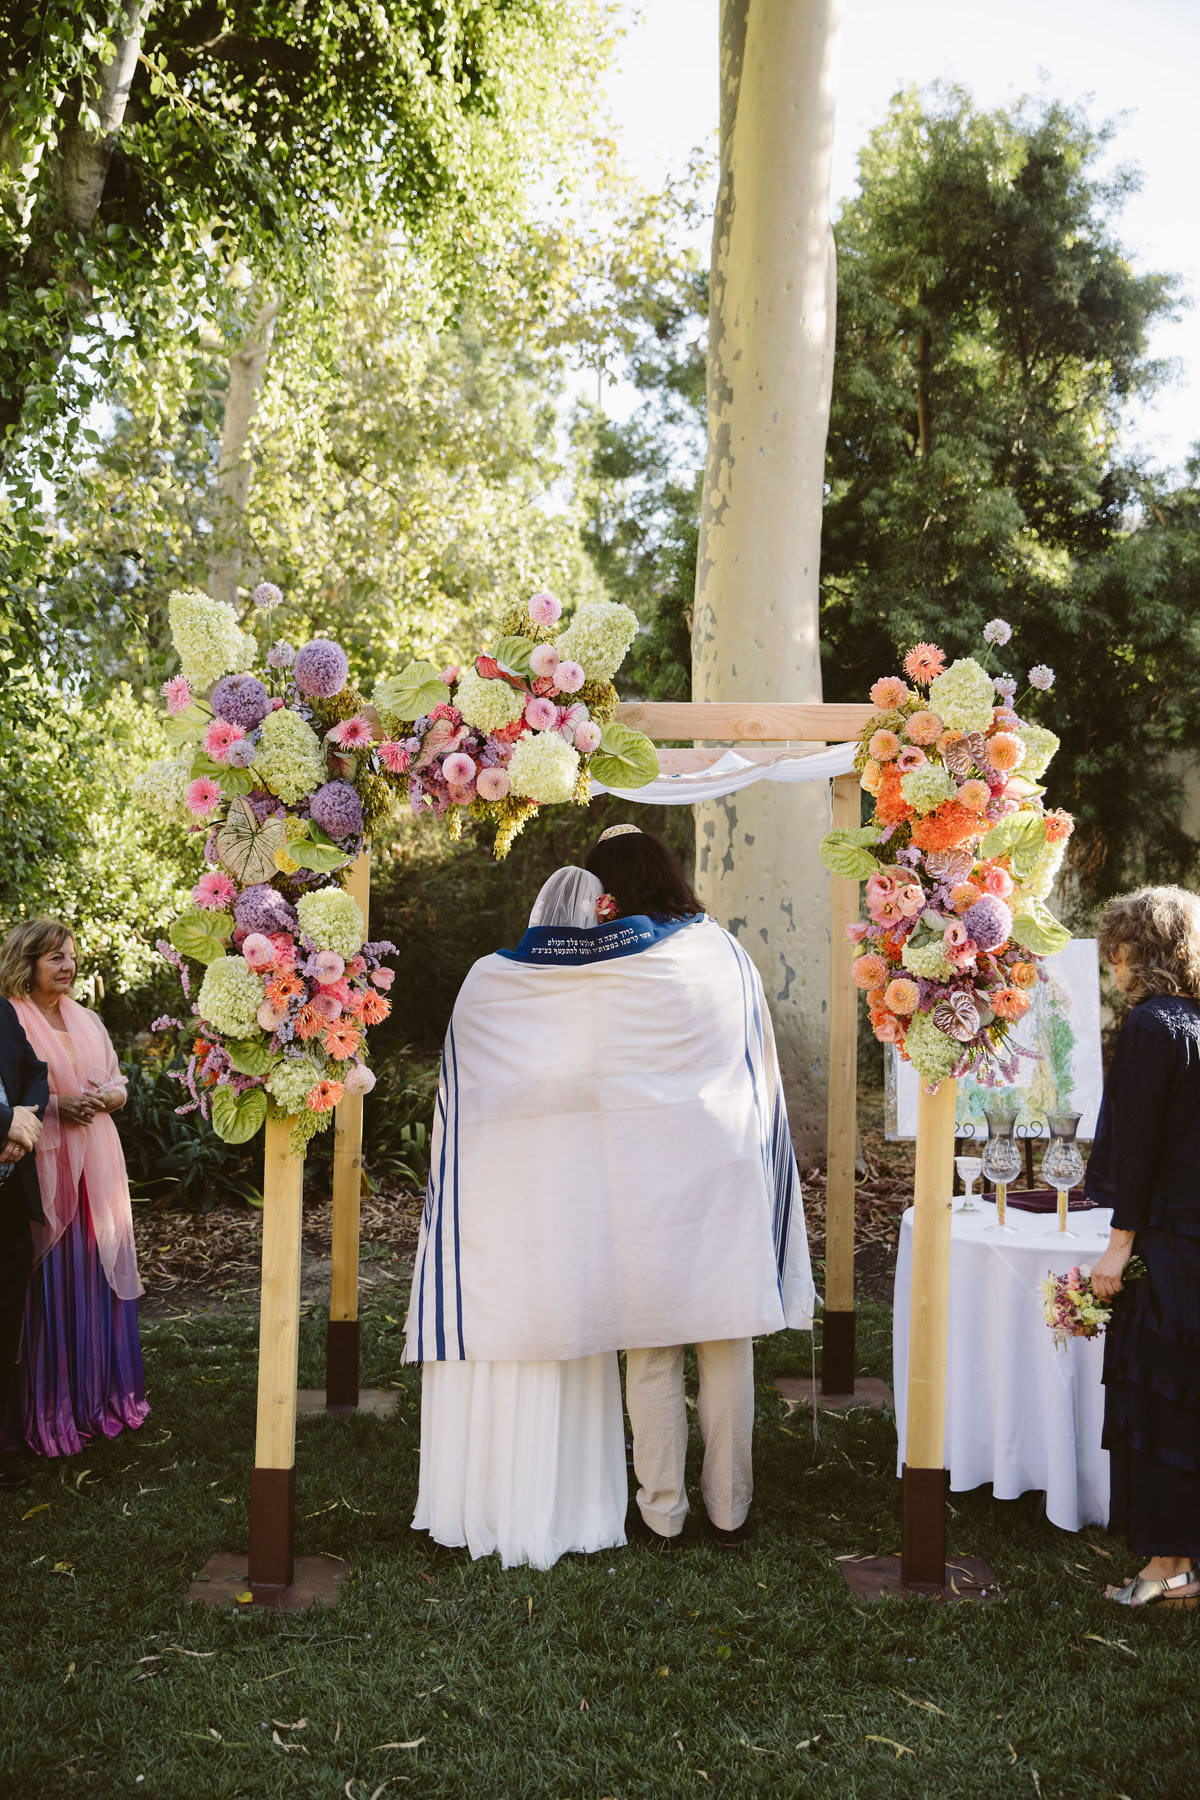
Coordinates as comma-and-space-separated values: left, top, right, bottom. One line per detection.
411, 868, 629, 1568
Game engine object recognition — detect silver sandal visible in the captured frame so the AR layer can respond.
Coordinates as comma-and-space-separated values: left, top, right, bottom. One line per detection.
1105, 1566, 1200, 1608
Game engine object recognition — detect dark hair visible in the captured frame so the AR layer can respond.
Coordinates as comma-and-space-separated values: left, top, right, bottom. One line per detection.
584, 831, 702, 921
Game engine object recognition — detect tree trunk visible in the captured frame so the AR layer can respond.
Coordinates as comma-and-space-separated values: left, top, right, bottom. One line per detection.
208, 294, 279, 608
1, 0, 152, 454
692, 0, 841, 1156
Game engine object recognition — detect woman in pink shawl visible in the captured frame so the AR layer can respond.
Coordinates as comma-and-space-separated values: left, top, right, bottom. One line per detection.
0, 919, 147, 1457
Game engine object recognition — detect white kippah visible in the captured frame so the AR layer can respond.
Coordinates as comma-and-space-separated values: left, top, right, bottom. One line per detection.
598, 824, 642, 841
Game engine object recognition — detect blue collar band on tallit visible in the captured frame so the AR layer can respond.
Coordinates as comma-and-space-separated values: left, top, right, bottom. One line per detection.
497, 912, 703, 966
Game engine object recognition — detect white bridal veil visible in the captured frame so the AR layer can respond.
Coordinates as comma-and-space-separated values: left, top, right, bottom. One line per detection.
528, 866, 604, 930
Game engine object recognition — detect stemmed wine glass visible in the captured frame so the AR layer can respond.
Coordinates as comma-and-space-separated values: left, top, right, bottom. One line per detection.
954, 1130, 985, 1215
981, 1100, 1022, 1234
1042, 1111, 1086, 1237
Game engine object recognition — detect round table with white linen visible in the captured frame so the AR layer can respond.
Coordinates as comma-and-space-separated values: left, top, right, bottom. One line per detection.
892, 1202, 1113, 1533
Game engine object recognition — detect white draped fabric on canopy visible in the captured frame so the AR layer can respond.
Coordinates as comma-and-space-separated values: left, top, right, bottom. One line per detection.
590, 743, 858, 806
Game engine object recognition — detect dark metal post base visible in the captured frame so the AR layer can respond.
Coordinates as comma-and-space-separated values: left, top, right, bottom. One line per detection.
325, 1318, 360, 1410
248, 1466, 295, 1590
900, 1462, 947, 1587
820, 1309, 856, 1395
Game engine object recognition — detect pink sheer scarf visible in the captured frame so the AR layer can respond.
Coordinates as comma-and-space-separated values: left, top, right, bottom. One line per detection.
12, 996, 143, 1301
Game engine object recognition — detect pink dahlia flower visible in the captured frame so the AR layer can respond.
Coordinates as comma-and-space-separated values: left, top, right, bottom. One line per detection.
442, 751, 476, 786
527, 590, 562, 625
476, 766, 511, 802
342, 1063, 376, 1096
869, 676, 909, 712
185, 777, 222, 817
163, 675, 193, 716
327, 714, 374, 750
555, 660, 585, 694
309, 991, 343, 1023
530, 643, 561, 679
574, 720, 603, 754
242, 933, 276, 970
524, 697, 558, 732
257, 1000, 286, 1032
312, 950, 345, 983
192, 871, 237, 911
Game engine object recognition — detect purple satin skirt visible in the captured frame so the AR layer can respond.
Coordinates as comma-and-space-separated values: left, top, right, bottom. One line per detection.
0, 1179, 148, 1459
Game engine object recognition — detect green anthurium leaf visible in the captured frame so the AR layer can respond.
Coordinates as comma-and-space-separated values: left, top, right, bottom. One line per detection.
189, 748, 254, 797
210, 1084, 268, 1145
164, 701, 212, 747
224, 1039, 276, 1078
589, 723, 660, 790
287, 839, 351, 872
980, 810, 1045, 861
1012, 898, 1072, 957
216, 796, 288, 886
374, 662, 448, 725
819, 828, 881, 881
491, 635, 535, 676
169, 907, 234, 965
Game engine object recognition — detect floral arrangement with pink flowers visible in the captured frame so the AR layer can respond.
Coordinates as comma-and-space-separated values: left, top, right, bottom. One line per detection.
141, 584, 656, 1148
1040, 1259, 1145, 1350
371, 589, 657, 859
819, 627, 1073, 1086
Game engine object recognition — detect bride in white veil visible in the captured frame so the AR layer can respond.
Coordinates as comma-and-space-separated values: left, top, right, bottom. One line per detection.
410, 868, 628, 1569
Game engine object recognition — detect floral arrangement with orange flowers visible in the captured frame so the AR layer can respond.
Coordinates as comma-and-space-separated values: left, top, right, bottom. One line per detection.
820, 624, 1072, 1085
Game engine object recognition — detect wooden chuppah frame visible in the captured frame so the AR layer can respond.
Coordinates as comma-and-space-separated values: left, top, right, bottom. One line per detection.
193, 695, 964, 1608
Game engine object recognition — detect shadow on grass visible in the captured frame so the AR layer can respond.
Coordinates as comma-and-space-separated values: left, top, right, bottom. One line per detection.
1, 1301, 1196, 1799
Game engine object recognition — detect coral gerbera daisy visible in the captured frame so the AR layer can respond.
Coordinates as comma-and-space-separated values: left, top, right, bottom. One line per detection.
904, 642, 947, 685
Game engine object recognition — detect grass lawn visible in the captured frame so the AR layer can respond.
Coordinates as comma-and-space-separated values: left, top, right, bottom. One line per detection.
1, 1298, 1196, 1800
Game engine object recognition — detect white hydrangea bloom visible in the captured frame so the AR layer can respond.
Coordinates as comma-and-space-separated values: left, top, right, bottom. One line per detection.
296, 887, 365, 959
255, 707, 326, 804
899, 765, 958, 815
132, 747, 194, 821
1015, 721, 1060, 780
506, 731, 580, 804
168, 589, 257, 690
267, 1054, 327, 1113
903, 1008, 961, 1081
554, 600, 639, 682
455, 668, 525, 734
197, 956, 265, 1039
927, 657, 995, 733
901, 940, 954, 982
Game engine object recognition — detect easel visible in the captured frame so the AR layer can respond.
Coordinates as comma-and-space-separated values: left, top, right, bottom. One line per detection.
189, 696, 973, 1607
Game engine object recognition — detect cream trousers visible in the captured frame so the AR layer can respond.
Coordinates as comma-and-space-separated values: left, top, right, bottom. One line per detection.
623, 1338, 754, 1537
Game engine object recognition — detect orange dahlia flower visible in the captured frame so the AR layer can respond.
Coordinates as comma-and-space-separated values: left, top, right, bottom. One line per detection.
991, 987, 1031, 1021
904, 642, 946, 685
852, 952, 890, 990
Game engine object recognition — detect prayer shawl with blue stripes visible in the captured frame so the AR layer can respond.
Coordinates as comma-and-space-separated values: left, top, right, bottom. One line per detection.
405, 913, 814, 1363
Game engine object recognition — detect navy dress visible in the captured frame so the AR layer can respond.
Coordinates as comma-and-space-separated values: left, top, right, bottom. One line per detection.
1085, 993, 1200, 1556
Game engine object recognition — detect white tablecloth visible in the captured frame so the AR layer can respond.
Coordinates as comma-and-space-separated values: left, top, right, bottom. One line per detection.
893, 1203, 1113, 1532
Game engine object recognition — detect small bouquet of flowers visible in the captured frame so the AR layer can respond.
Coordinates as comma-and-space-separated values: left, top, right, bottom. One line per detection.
819, 622, 1073, 1086
1040, 1259, 1147, 1350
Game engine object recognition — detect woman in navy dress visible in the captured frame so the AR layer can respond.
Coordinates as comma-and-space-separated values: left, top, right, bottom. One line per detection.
1086, 886, 1200, 1608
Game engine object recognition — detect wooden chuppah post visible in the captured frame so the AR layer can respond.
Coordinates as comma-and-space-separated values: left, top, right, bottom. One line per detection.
900, 1075, 958, 1584
248, 1114, 305, 1587
821, 771, 861, 1395
326, 850, 370, 1408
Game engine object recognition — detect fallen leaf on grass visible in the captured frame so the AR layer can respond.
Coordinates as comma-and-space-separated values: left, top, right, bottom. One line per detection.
895, 1691, 946, 1716
371, 1739, 426, 1751
165, 1647, 216, 1659
273, 1719, 307, 1731
1080, 1634, 1136, 1657
236, 1592, 254, 1604
272, 1730, 308, 1754
63, 1662, 75, 1684
21, 1503, 50, 1521
865, 1736, 914, 1758
795, 1738, 820, 1750
74, 1469, 93, 1489
654, 1667, 669, 1679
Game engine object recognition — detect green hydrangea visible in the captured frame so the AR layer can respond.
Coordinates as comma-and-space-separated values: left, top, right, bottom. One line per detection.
554, 600, 639, 682
928, 657, 995, 733
168, 589, 257, 690
1021, 837, 1065, 902
506, 731, 580, 804
197, 956, 264, 1039
455, 668, 525, 734
903, 1008, 961, 1083
901, 939, 953, 981
133, 746, 194, 821
899, 765, 959, 816
255, 706, 327, 804
1016, 721, 1060, 780
267, 1054, 327, 1113
296, 886, 365, 958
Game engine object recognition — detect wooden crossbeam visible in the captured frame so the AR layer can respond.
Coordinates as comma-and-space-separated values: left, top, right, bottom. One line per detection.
613, 700, 874, 743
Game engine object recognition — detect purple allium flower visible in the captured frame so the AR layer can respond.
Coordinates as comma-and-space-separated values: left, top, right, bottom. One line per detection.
252, 581, 283, 609
963, 895, 1013, 953
211, 673, 272, 730
993, 674, 1017, 701
1028, 664, 1055, 691
235, 883, 298, 937
214, 676, 275, 730
267, 639, 295, 670
293, 638, 349, 698
982, 618, 1012, 646
309, 780, 363, 840
226, 736, 258, 768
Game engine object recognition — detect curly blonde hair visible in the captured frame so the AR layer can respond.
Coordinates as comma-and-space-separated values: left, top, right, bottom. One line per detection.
1097, 887, 1200, 1005
0, 918, 73, 999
